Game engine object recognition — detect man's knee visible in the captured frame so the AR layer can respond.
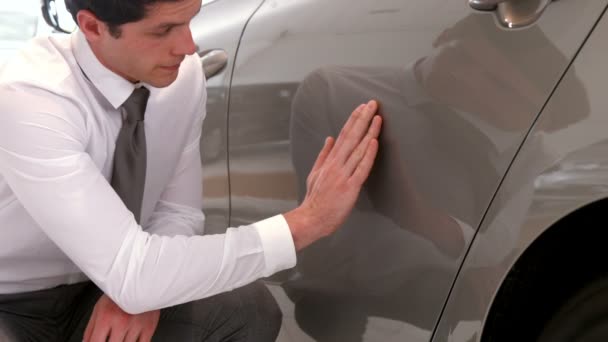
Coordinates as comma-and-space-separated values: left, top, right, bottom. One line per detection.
239, 282, 283, 341
156, 282, 282, 341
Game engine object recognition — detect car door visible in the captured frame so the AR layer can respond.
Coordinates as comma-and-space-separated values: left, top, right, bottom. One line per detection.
191, 0, 266, 234
224, 0, 608, 341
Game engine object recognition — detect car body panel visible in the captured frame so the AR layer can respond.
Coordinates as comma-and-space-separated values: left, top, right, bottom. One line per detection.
222, 0, 608, 340
433, 8, 608, 341
192, 0, 265, 234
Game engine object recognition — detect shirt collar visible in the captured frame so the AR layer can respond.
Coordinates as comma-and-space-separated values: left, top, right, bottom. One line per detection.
72, 30, 137, 110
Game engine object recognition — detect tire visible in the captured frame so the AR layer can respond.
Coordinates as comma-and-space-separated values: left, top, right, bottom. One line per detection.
537, 275, 608, 342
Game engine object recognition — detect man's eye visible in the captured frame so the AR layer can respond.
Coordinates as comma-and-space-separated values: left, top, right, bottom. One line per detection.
153, 27, 172, 37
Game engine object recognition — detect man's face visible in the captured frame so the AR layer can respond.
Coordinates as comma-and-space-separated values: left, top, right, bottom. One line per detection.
97, 0, 201, 87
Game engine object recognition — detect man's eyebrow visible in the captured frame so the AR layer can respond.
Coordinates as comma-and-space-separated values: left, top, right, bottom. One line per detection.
153, 22, 181, 30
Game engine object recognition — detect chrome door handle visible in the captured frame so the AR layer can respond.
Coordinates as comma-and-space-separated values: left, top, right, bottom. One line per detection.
469, 0, 509, 11
198, 49, 228, 79
469, 0, 553, 29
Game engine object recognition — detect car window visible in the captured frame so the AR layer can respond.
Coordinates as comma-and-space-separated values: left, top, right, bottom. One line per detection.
0, 12, 38, 41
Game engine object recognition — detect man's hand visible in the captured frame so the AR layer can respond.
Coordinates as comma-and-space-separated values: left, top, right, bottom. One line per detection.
285, 100, 382, 250
83, 294, 160, 342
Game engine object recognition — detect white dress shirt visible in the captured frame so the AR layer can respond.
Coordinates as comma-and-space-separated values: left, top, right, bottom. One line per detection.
0, 31, 296, 314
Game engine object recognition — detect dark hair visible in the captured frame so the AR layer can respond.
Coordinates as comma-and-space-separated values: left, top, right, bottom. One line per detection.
65, 0, 183, 38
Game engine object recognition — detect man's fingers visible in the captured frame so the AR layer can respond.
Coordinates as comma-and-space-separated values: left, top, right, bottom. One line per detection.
83, 305, 99, 342
332, 100, 378, 164
344, 115, 382, 175
345, 135, 372, 176
138, 327, 155, 342
124, 327, 143, 342
89, 322, 111, 342
350, 138, 379, 186
310, 136, 334, 176
108, 326, 129, 342
330, 103, 365, 158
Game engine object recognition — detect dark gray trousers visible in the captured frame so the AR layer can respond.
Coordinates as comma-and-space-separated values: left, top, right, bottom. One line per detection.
0, 281, 282, 342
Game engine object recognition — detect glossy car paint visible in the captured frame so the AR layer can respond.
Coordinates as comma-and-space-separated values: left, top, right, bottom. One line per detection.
214, 0, 608, 340
434, 8, 608, 341
192, 0, 265, 234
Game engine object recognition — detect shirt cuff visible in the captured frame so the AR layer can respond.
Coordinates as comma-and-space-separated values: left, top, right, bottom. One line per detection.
253, 214, 297, 276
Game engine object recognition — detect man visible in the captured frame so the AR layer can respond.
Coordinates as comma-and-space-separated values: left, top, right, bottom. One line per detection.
0, 0, 382, 341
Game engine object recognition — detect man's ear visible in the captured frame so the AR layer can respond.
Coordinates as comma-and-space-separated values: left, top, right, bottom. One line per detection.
77, 10, 106, 42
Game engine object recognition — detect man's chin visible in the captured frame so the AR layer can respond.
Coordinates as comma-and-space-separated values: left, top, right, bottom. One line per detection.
142, 68, 180, 88
146, 75, 179, 88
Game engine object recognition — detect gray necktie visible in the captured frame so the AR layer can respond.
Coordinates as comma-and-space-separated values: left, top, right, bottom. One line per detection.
111, 87, 150, 224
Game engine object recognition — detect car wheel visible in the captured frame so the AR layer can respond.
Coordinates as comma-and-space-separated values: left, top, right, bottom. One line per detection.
537, 275, 608, 342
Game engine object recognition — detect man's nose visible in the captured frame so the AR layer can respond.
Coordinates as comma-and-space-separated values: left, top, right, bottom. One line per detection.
172, 27, 197, 56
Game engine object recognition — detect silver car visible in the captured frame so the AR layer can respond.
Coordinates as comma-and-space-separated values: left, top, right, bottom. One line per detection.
44, 0, 608, 341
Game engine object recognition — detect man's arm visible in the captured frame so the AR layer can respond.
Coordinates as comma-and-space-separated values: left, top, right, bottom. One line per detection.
0, 85, 381, 314
84, 131, 206, 340
0, 86, 294, 314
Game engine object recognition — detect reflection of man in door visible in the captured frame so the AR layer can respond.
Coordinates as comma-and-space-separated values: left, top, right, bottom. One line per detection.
285, 12, 588, 341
